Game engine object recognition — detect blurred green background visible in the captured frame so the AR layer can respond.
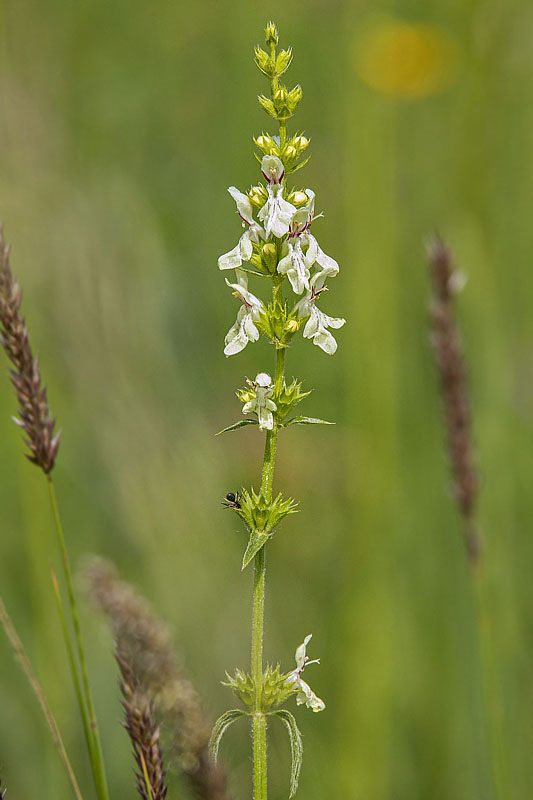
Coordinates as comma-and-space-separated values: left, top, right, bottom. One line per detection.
1, 0, 532, 798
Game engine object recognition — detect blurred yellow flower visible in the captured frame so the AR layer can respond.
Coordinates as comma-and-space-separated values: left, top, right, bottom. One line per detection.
354, 18, 460, 99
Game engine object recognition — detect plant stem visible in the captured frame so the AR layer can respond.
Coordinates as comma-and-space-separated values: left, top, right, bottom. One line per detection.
471, 564, 508, 800
47, 479, 110, 800
0, 594, 85, 800
251, 279, 286, 800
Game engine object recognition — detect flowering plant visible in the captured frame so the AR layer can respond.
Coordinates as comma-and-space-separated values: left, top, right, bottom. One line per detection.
210, 22, 344, 800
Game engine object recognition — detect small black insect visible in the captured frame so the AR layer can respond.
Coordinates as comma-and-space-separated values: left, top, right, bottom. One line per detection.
222, 491, 242, 509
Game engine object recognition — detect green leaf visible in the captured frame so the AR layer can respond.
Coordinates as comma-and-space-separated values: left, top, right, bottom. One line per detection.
284, 416, 334, 426
216, 419, 259, 436
271, 710, 303, 797
242, 529, 273, 570
208, 709, 246, 763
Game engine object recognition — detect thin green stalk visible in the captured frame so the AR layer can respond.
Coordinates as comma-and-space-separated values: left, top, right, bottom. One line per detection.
50, 567, 96, 769
47, 479, 110, 800
0, 594, 85, 800
251, 278, 286, 800
471, 564, 508, 800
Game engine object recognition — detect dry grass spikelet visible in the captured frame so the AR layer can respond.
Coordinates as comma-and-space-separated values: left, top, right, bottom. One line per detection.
0, 225, 60, 474
427, 236, 480, 565
86, 558, 228, 800
118, 647, 168, 800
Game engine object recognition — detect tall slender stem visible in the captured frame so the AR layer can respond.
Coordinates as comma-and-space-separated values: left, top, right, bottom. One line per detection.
251, 278, 286, 800
471, 565, 508, 800
47, 480, 110, 800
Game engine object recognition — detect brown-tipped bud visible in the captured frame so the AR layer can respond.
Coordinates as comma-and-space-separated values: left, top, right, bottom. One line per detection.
0, 226, 60, 475
427, 236, 480, 566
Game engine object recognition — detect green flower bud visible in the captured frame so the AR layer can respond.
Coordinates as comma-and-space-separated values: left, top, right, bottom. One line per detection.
258, 95, 277, 119
223, 665, 296, 711
284, 145, 297, 160
264, 21, 279, 47
235, 486, 298, 536
288, 84, 303, 111
273, 85, 292, 119
254, 46, 275, 78
285, 319, 300, 333
262, 242, 278, 273
274, 377, 311, 421
248, 184, 268, 208
275, 48, 293, 76
293, 134, 310, 150
274, 85, 289, 104
287, 190, 309, 207
253, 133, 280, 156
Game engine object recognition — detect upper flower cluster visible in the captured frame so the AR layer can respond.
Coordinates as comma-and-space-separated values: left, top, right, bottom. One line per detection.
218, 153, 345, 356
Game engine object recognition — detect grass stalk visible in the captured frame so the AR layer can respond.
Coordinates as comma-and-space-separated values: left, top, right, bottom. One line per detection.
0, 594, 84, 800
427, 238, 508, 799
471, 565, 508, 800
47, 479, 110, 800
50, 566, 96, 767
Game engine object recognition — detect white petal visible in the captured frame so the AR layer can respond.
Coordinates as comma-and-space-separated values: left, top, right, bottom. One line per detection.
258, 406, 274, 430
303, 233, 318, 266
296, 679, 325, 712
294, 635, 312, 669
228, 186, 254, 223
293, 296, 312, 319
218, 242, 244, 270
277, 250, 293, 275
224, 327, 249, 356
316, 245, 339, 275
306, 234, 338, 276
255, 372, 272, 387
240, 230, 253, 261
304, 188, 316, 215
286, 268, 306, 296
265, 398, 277, 411
242, 400, 255, 415
261, 154, 284, 183
303, 307, 320, 338
321, 313, 346, 330
313, 328, 338, 355
243, 313, 259, 342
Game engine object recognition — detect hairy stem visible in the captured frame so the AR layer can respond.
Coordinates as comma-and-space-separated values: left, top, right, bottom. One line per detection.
251, 280, 286, 800
47, 480, 110, 800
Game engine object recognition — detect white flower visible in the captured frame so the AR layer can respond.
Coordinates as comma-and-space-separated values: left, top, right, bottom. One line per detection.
257, 155, 296, 238
306, 232, 339, 276
293, 270, 345, 355
287, 634, 325, 712
277, 190, 339, 294
242, 372, 277, 430
218, 187, 265, 271
224, 273, 265, 357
